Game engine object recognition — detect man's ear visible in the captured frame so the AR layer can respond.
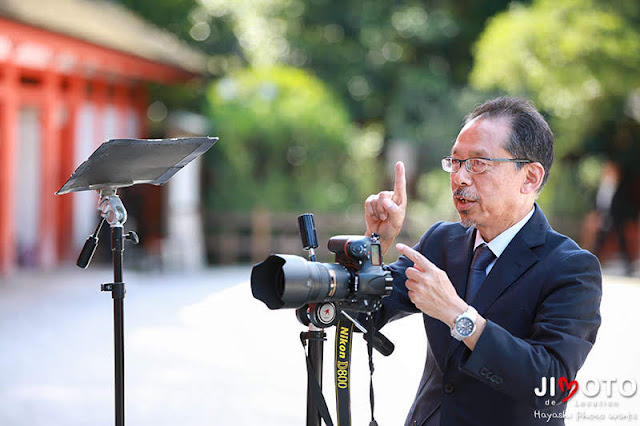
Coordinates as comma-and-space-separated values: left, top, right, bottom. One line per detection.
521, 162, 545, 194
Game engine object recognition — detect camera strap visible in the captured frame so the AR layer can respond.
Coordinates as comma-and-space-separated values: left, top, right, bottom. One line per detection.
335, 318, 354, 425
334, 314, 380, 426
365, 313, 379, 426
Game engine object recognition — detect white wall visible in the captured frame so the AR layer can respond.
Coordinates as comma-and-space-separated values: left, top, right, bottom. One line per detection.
14, 107, 41, 266
71, 103, 99, 248
163, 156, 206, 270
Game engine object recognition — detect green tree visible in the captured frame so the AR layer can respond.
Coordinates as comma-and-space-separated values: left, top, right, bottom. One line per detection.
279, 0, 514, 169
472, 0, 640, 153
192, 0, 513, 167
471, 0, 640, 216
122, 0, 543, 215
205, 66, 379, 211
117, 0, 244, 112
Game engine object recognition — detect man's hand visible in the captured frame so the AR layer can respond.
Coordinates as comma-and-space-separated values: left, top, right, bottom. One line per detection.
396, 243, 468, 326
396, 243, 486, 350
365, 161, 407, 254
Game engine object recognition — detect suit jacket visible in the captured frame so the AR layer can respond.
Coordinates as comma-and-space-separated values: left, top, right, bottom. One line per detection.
377, 205, 602, 426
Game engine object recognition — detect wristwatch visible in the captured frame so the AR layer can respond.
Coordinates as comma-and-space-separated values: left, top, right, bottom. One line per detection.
451, 305, 478, 341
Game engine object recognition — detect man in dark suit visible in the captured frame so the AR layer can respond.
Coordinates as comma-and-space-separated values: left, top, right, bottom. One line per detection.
364, 97, 602, 425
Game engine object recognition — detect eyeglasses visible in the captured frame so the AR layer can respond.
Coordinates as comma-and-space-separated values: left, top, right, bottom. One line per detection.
441, 156, 532, 174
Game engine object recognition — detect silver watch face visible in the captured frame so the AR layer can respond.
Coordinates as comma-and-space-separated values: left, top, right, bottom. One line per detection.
455, 317, 474, 337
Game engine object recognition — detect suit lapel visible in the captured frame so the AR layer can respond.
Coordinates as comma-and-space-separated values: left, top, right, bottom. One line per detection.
473, 206, 549, 315
472, 236, 538, 315
444, 205, 549, 365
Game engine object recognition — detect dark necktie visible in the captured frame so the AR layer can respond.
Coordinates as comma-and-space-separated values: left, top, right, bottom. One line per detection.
466, 243, 496, 303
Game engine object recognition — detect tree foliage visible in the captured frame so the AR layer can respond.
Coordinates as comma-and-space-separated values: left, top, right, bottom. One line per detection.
471, 0, 640, 155
205, 66, 378, 211
471, 0, 640, 215
276, 0, 513, 169
121, 0, 554, 213
117, 0, 640, 225
195, 0, 515, 205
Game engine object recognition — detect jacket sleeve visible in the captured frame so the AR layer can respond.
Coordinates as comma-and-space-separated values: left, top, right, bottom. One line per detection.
374, 221, 446, 328
460, 249, 602, 408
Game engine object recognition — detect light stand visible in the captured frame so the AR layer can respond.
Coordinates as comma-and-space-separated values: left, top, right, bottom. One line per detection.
56, 137, 217, 426
94, 190, 138, 426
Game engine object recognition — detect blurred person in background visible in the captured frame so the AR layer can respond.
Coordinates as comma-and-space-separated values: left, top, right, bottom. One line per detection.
594, 161, 637, 276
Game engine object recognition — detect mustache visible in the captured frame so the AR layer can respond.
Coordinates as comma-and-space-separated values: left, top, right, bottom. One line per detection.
453, 188, 479, 201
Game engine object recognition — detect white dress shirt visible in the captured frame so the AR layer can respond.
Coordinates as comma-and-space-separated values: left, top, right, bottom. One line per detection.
473, 207, 535, 274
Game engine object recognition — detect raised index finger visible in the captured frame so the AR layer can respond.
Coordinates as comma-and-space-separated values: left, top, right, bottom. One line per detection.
393, 161, 407, 206
396, 243, 434, 271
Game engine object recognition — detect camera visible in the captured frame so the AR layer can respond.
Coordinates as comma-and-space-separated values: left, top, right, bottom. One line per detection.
251, 233, 393, 321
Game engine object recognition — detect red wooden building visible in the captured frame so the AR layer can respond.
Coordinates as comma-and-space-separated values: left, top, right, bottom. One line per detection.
0, 0, 208, 274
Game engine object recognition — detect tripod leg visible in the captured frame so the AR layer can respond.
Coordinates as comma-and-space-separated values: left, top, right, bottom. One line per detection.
301, 327, 333, 426
307, 334, 323, 426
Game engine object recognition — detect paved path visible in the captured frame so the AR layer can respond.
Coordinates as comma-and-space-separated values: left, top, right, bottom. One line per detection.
0, 266, 638, 425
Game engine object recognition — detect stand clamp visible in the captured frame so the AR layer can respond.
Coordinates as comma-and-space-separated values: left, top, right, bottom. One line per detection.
101, 282, 126, 299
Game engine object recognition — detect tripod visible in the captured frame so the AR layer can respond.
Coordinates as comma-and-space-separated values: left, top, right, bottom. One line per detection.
294, 214, 394, 426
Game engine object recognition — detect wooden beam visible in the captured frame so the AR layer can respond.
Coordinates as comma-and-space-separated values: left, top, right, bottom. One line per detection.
0, 17, 200, 84
39, 66, 62, 267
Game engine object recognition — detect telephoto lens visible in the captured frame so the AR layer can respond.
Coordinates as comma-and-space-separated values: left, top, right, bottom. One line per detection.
250, 254, 351, 309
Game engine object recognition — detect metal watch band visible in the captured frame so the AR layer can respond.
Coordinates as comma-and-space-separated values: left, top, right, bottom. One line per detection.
450, 305, 478, 341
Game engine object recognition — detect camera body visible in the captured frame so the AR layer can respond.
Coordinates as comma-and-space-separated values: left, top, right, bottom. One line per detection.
327, 234, 391, 300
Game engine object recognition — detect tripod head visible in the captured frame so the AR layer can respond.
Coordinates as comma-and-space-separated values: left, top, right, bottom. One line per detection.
99, 190, 127, 227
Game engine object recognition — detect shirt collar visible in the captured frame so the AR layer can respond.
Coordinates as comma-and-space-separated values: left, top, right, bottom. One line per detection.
474, 207, 535, 258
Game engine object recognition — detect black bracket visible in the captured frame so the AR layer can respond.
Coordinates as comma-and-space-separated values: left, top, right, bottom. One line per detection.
300, 330, 327, 347
101, 282, 126, 300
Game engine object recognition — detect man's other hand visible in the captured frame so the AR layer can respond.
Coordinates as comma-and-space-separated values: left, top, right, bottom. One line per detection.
365, 161, 407, 254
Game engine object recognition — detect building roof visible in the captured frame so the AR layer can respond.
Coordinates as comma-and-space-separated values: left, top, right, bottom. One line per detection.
0, 0, 208, 76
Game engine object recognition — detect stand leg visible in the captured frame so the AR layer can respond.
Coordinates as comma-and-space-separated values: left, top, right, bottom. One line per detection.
114, 296, 125, 426
112, 226, 125, 426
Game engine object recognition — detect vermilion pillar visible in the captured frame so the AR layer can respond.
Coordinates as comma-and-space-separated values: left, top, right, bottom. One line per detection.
39, 67, 62, 267
113, 83, 130, 139
57, 76, 85, 259
133, 84, 148, 138
0, 52, 19, 274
